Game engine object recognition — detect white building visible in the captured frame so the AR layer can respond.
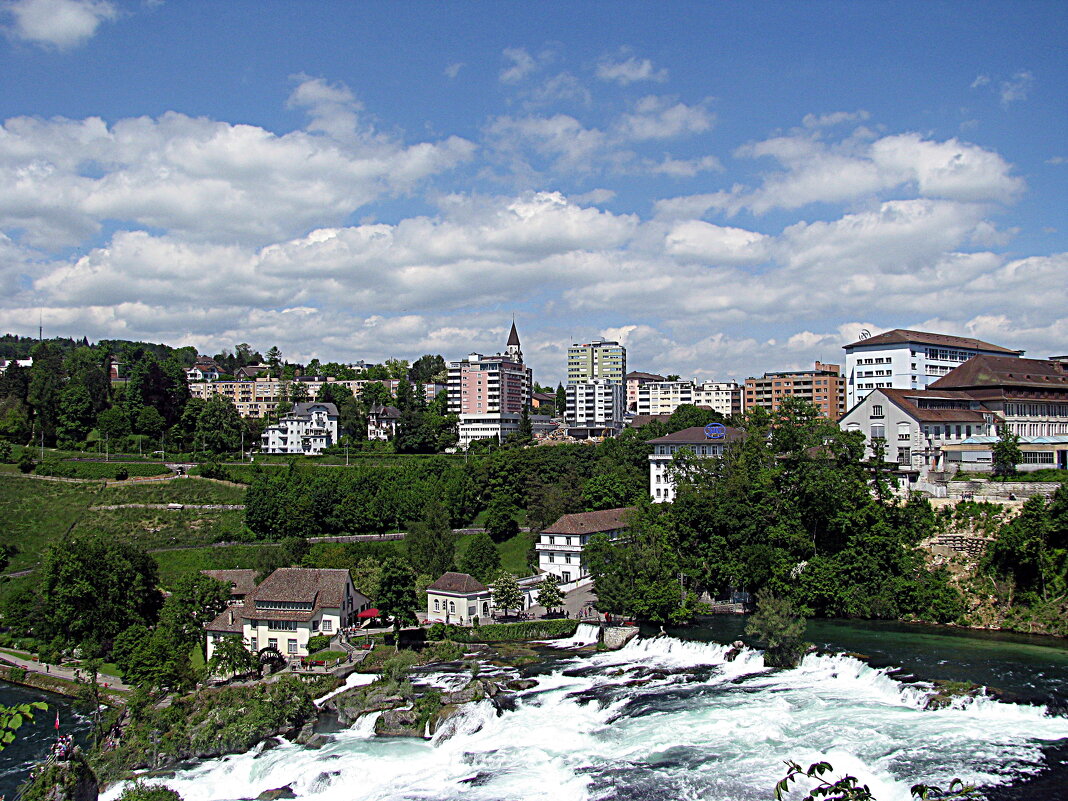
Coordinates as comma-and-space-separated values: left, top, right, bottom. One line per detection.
426, 572, 494, 625
536, 508, 634, 585
842, 329, 1021, 409
625, 371, 665, 412
692, 381, 742, 417
367, 404, 401, 441
206, 568, 370, 662
260, 402, 338, 455
565, 379, 626, 437
636, 380, 695, 416
649, 425, 745, 502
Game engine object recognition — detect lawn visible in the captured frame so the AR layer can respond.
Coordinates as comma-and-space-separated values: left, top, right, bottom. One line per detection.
453, 530, 533, 576
73, 507, 248, 552
0, 474, 102, 573
97, 478, 246, 506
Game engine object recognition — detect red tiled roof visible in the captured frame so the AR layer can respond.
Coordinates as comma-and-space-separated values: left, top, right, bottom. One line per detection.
427, 572, 488, 594
930, 355, 1068, 392
843, 328, 1021, 354
647, 425, 746, 445
542, 507, 635, 536
876, 389, 989, 423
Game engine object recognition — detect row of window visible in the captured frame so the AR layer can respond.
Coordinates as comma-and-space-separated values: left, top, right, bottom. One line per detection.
1005, 403, 1068, 418
857, 357, 892, 365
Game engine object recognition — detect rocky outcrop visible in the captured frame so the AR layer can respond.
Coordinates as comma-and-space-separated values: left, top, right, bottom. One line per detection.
373, 707, 423, 738
21, 748, 98, 801
601, 626, 639, 650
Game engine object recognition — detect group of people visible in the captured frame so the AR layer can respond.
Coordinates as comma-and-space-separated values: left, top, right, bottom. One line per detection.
49, 734, 75, 761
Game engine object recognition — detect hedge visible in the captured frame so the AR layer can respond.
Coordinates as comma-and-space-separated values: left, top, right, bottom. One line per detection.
429, 619, 578, 643
34, 460, 171, 480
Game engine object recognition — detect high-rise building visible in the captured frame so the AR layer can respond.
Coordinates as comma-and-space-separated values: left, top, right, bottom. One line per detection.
565, 379, 626, 438
625, 371, 666, 412
567, 339, 626, 384
842, 329, 1022, 409
743, 361, 845, 420
692, 381, 743, 417
449, 321, 533, 446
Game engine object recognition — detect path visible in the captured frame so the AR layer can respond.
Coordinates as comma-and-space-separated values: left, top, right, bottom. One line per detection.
0, 651, 130, 692
524, 581, 604, 622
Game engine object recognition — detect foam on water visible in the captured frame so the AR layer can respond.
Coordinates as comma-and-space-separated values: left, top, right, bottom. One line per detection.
547, 623, 601, 648
103, 634, 1068, 801
312, 672, 378, 706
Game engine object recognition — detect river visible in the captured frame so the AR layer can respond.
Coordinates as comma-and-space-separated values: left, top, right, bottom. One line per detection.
9, 619, 1068, 801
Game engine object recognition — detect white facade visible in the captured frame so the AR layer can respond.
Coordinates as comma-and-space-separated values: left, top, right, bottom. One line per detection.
636, 381, 695, 416
260, 402, 339, 455
843, 330, 1021, 409
457, 412, 521, 447
536, 509, 632, 584
692, 381, 742, 417
648, 426, 741, 502
566, 380, 625, 434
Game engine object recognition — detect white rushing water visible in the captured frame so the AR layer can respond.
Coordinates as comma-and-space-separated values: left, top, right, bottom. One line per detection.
104, 636, 1068, 801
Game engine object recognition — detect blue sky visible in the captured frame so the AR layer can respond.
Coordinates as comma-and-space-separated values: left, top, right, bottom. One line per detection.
0, 0, 1065, 384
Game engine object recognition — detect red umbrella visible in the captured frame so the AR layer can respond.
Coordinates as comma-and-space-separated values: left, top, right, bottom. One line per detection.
357, 608, 380, 619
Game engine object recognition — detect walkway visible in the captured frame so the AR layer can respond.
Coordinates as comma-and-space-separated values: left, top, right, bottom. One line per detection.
524, 582, 604, 622
0, 650, 130, 692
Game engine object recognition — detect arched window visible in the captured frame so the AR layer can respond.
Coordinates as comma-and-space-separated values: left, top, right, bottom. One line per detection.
449, 601, 456, 613
434, 599, 440, 611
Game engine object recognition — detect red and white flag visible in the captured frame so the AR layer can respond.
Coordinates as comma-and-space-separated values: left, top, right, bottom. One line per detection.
54, 711, 60, 731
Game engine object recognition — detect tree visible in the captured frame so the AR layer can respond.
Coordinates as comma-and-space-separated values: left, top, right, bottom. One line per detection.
485, 497, 520, 543
39, 536, 164, 649
351, 557, 384, 603
491, 570, 523, 618
992, 427, 1022, 480
266, 346, 282, 377
377, 558, 419, 640
111, 624, 196, 691
555, 383, 566, 416
206, 636, 258, 680
405, 501, 456, 577
27, 341, 66, 445
56, 383, 95, 445
136, 405, 167, 440
536, 573, 564, 612
745, 589, 807, 668
97, 406, 131, 443
195, 394, 242, 454
410, 354, 446, 384
457, 531, 501, 583
158, 573, 231, 655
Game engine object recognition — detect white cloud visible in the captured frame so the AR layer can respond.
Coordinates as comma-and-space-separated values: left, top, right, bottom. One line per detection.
444, 62, 464, 79
4, 0, 116, 50
500, 47, 538, 83
646, 155, 723, 177
970, 75, 990, 89
616, 95, 714, 140
664, 220, 769, 265
801, 110, 870, 128
595, 55, 668, 85
999, 70, 1034, 105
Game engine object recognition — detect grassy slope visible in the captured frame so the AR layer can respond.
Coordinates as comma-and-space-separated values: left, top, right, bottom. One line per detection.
98, 479, 245, 505
0, 474, 102, 573
453, 530, 533, 576
152, 544, 275, 589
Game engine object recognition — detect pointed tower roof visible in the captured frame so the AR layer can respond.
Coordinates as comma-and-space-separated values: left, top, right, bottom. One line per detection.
507, 319, 521, 347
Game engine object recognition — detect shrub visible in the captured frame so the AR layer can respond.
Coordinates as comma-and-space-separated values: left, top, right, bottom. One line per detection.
118, 782, 183, 801
114, 466, 129, 481
17, 451, 35, 473
380, 650, 420, 683
430, 619, 578, 643
307, 634, 332, 653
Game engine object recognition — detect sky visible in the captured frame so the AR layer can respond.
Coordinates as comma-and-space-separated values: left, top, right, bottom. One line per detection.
0, 0, 1065, 385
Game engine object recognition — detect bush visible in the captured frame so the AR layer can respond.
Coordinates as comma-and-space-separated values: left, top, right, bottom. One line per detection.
198, 461, 231, 481
307, 634, 332, 653
379, 650, 420, 683
114, 466, 129, 481
430, 619, 578, 643
118, 782, 183, 801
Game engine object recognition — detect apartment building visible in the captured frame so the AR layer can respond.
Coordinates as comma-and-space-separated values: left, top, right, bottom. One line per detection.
449, 322, 533, 446
692, 381, 743, 417
260, 402, 339, 455
625, 371, 665, 412
567, 339, 626, 384
636, 380, 695, 416
842, 329, 1022, 408
565, 379, 626, 437
649, 425, 746, 502
743, 361, 845, 420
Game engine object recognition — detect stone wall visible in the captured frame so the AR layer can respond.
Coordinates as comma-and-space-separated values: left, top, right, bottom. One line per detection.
945, 481, 1060, 500
600, 626, 639, 650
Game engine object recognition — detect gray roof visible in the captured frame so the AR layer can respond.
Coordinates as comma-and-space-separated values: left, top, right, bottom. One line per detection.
843, 328, 1021, 354
427, 572, 488, 595
647, 425, 746, 445
543, 507, 634, 535
201, 569, 258, 597
290, 402, 338, 417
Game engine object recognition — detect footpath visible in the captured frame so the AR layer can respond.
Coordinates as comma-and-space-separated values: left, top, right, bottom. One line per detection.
0, 650, 130, 694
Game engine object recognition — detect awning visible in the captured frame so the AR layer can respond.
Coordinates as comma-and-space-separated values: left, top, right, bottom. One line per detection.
357, 608, 380, 619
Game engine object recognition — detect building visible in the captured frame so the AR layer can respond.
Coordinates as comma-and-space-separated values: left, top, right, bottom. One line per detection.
838, 388, 997, 479
185, 357, 223, 382
260, 402, 339, 455
565, 379, 626, 437
626, 371, 666, 412
692, 381, 743, 417
636, 380, 695, 416
743, 361, 845, 420
367, 404, 401, 441
567, 339, 626, 384
648, 425, 746, 502
531, 391, 557, 411
842, 329, 1022, 409
449, 322, 534, 447
201, 569, 258, 605
537, 507, 634, 585
206, 568, 370, 661
426, 572, 493, 625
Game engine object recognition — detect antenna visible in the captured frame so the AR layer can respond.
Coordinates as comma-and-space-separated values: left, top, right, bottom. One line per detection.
859, 329, 871, 340
39, 310, 43, 342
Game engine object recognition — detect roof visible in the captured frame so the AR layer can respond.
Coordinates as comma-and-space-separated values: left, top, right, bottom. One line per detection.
628, 413, 673, 428
369, 403, 401, 418
290, 402, 339, 417
930, 355, 1068, 392
507, 320, 521, 347
201, 569, 258, 597
206, 603, 245, 634
625, 371, 666, 382
543, 507, 635, 535
251, 568, 352, 609
875, 389, 989, 423
842, 328, 1022, 354
427, 572, 488, 595
647, 425, 746, 445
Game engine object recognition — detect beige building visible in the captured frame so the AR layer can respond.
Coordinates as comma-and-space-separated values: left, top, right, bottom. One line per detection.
206, 568, 370, 661
692, 381, 742, 417
567, 339, 626, 384
744, 361, 845, 420
536, 508, 633, 584
426, 572, 493, 625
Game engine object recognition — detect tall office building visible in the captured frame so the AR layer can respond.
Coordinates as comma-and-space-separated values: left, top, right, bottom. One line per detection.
567, 339, 626, 384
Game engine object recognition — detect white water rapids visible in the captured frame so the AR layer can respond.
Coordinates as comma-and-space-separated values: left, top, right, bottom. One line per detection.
105, 635, 1068, 801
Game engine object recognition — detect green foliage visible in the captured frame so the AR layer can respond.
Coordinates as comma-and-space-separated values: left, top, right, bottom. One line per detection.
536, 572, 564, 610
159, 573, 231, 652
484, 497, 520, 543
112, 624, 197, 692
37, 534, 164, 649
118, 781, 184, 801
380, 649, 420, 682
405, 500, 456, 577
307, 634, 332, 653
429, 619, 578, 643
983, 485, 1068, 605
775, 760, 976, 801
745, 590, 807, 668
206, 636, 258, 679
457, 531, 500, 583
33, 460, 170, 479
0, 700, 47, 751
377, 558, 419, 634
195, 395, 242, 455
992, 428, 1023, 479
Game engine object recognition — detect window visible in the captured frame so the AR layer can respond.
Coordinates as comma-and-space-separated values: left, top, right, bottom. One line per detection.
251, 638, 257, 651
449, 601, 456, 613
322, 619, 332, 633
871, 405, 884, 418
268, 638, 278, 649
434, 599, 440, 611
268, 620, 298, 631
870, 424, 885, 440
288, 639, 297, 654
311, 619, 319, 631
482, 602, 490, 617
549, 552, 555, 562
1022, 452, 1054, 464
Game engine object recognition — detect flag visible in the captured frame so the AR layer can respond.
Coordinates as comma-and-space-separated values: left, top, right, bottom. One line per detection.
54, 711, 60, 731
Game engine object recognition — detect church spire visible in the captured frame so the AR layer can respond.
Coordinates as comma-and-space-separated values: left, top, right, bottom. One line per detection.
506, 318, 522, 362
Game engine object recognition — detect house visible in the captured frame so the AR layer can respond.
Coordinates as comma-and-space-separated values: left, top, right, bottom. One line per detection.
206, 567, 370, 661
201, 569, 258, 605
367, 403, 401, 441
537, 507, 634, 585
235, 364, 270, 380
185, 357, 223, 382
648, 425, 746, 502
426, 572, 493, 625
842, 329, 1022, 409
260, 402, 339, 455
